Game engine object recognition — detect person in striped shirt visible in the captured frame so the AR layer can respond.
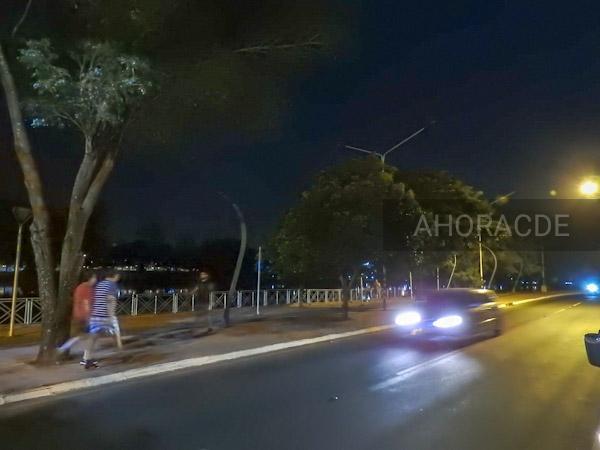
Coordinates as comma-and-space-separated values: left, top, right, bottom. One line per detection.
82, 270, 121, 369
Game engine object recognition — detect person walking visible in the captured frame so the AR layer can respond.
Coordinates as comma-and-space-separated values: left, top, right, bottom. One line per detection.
191, 271, 216, 335
82, 270, 121, 369
57, 271, 97, 355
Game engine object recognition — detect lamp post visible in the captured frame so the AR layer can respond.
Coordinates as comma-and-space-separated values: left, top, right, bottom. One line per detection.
9, 207, 32, 337
344, 121, 435, 169
478, 191, 515, 288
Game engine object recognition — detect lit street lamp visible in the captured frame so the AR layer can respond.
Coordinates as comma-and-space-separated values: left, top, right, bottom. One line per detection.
9, 207, 32, 337
579, 177, 600, 198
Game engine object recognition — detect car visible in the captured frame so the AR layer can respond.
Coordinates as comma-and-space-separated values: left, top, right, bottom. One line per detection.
394, 288, 503, 342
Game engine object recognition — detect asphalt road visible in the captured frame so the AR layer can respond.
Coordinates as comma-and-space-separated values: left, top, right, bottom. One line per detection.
1, 294, 600, 450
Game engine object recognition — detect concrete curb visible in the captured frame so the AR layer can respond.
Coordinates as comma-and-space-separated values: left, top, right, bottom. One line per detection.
0, 324, 394, 406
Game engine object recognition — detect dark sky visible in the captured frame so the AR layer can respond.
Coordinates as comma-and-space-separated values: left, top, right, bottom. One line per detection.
3, 1, 600, 245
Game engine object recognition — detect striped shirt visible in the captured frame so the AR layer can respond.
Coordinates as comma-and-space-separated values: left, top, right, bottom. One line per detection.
90, 280, 118, 318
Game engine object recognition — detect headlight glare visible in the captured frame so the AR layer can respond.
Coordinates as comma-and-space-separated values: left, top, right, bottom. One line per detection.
433, 315, 463, 328
395, 311, 421, 326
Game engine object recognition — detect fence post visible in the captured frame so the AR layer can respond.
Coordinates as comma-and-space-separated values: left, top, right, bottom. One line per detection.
263, 290, 267, 306
208, 292, 213, 311
237, 291, 242, 308
24, 298, 32, 324
154, 295, 158, 314
286, 290, 291, 304
276, 290, 279, 305
131, 294, 137, 316
172, 293, 178, 313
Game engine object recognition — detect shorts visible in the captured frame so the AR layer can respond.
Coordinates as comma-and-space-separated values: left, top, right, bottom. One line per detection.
88, 316, 119, 335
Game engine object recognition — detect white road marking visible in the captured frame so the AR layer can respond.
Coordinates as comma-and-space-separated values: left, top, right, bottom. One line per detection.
371, 350, 462, 391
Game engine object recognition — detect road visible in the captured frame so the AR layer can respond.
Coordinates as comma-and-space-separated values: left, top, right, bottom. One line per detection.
1, 294, 599, 450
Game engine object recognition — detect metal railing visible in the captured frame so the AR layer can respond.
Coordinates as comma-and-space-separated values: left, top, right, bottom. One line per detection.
0, 286, 407, 325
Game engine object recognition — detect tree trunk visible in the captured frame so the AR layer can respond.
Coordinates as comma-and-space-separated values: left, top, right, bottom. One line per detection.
0, 43, 58, 363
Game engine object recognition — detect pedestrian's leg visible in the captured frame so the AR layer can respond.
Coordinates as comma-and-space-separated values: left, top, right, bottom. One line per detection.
206, 305, 213, 331
58, 336, 80, 354
83, 333, 99, 368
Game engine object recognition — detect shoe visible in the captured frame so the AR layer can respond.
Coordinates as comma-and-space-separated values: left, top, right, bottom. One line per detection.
81, 359, 98, 369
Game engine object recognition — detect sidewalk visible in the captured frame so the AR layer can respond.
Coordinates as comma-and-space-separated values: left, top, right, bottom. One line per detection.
0, 291, 571, 403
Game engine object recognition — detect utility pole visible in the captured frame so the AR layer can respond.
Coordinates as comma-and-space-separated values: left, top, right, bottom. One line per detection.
9, 207, 32, 337
256, 246, 262, 315
540, 247, 547, 293
478, 231, 484, 288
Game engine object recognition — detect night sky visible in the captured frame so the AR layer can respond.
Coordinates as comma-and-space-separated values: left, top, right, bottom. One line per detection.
3, 1, 600, 246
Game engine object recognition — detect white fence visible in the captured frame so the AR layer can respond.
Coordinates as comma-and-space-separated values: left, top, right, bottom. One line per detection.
0, 286, 407, 325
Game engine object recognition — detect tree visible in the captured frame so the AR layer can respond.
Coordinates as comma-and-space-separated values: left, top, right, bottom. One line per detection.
269, 157, 419, 318
2, 38, 152, 362
396, 170, 494, 288
1, 0, 344, 361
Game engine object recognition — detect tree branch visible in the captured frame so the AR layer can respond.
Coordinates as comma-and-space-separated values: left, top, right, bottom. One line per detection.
234, 35, 322, 54
81, 148, 117, 219
11, 0, 34, 37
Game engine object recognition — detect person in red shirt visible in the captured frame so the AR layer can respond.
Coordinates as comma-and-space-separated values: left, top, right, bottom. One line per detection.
57, 271, 97, 355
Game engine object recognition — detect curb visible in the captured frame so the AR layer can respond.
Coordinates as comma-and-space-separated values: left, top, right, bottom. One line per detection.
0, 324, 394, 407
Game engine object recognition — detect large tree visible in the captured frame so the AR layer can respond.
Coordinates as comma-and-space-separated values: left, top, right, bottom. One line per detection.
269, 157, 420, 317
10, 39, 151, 361
1, 1, 344, 361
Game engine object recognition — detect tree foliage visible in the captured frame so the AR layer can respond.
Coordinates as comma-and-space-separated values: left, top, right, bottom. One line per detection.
18, 39, 152, 136
269, 157, 420, 291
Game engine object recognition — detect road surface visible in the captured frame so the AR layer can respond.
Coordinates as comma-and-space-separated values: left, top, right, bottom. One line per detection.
1, 294, 599, 450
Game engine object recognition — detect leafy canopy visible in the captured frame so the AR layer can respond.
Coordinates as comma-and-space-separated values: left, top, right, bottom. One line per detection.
269, 157, 420, 286
18, 39, 152, 137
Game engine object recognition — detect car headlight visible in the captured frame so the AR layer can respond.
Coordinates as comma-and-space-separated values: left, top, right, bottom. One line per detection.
395, 311, 421, 326
432, 315, 463, 328
586, 283, 599, 294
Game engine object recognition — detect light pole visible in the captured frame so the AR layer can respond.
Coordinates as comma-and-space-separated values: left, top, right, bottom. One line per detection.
478, 191, 515, 288
481, 243, 497, 290
9, 207, 32, 337
344, 121, 435, 168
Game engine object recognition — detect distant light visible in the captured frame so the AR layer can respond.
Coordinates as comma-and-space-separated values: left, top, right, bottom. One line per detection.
580, 179, 599, 197
586, 283, 599, 294
433, 315, 463, 328
549, 189, 557, 197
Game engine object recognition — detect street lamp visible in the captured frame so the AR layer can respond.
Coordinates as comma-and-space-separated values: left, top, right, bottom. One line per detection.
9, 207, 32, 337
477, 192, 515, 287
344, 121, 435, 168
579, 177, 599, 198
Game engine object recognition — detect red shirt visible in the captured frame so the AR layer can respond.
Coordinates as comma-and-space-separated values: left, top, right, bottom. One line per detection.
72, 282, 93, 322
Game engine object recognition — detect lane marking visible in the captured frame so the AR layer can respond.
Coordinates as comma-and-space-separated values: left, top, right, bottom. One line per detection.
371, 350, 462, 391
